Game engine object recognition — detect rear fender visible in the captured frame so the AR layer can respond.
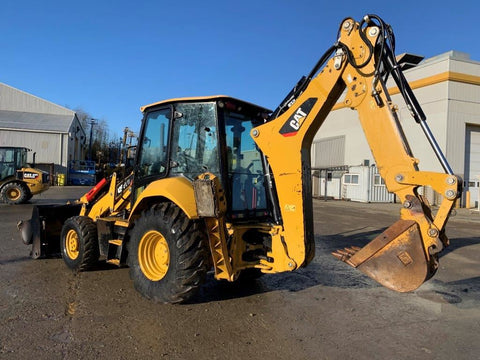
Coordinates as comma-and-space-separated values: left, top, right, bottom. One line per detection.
17, 167, 49, 195
129, 177, 198, 220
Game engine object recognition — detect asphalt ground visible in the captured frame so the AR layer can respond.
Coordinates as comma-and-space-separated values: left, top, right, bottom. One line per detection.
0, 186, 479, 359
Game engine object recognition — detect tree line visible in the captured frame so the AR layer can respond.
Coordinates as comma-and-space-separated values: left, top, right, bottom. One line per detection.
74, 107, 123, 165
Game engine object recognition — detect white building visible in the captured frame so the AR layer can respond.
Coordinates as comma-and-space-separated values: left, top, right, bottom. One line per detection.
312, 51, 480, 207
0, 83, 86, 181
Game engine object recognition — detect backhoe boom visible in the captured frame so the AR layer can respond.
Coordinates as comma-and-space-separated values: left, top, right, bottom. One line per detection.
252, 15, 461, 292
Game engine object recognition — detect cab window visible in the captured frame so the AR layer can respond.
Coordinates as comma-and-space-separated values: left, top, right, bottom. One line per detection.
137, 108, 170, 179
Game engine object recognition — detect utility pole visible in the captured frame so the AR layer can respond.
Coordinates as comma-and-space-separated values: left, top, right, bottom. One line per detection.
88, 118, 97, 161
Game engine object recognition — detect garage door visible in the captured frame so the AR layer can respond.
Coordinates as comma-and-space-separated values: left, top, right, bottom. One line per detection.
465, 125, 480, 208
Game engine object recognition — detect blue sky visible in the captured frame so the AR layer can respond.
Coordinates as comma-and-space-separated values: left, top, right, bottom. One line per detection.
1, 0, 478, 138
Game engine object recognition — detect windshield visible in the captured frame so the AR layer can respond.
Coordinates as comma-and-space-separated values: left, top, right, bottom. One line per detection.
224, 110, 267, 216
170, 102, 219, 179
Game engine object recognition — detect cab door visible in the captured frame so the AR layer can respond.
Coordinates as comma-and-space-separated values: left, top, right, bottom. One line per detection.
134, 107, 172, 195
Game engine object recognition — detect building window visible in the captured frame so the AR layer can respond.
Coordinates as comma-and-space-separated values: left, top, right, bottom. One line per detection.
344, 174, 359, 185
374, 174, 386, 186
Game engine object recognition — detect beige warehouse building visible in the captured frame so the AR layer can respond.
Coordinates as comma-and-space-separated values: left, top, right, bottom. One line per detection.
312, 51, 480, 208
0, 83, 86, 181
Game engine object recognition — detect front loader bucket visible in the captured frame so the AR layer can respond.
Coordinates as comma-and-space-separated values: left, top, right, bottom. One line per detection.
332, 220, 434, 292
18, 204, 82, 259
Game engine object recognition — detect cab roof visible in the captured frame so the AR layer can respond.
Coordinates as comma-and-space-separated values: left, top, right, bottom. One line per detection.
140, 95, 272, 113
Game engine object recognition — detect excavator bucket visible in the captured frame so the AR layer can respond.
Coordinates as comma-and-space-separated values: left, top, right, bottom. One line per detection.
18, 204, 82, 259
332, 220, 434, 292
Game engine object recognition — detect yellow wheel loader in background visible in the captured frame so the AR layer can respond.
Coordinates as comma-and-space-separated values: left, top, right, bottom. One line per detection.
0, 146, 50, 204
19, 15, 461, 303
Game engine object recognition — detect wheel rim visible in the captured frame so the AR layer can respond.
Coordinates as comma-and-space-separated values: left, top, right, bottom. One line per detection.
6, 187, 20, 200
138, 230, 170, 281
65, 229, 79, 260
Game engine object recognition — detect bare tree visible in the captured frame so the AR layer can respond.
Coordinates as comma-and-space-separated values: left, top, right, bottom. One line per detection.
69, 106, 114, 163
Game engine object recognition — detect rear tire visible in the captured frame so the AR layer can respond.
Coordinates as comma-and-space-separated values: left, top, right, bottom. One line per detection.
60, 216, 100, 271
127, 203, 209, 304
1, 182, 29, 204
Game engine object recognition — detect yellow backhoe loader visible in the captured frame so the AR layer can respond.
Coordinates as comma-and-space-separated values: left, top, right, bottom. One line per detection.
18, 15, 461, 303
0, 146, 50, 204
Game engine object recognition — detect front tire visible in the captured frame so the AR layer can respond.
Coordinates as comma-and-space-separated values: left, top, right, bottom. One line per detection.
1, 182, 29, 204
60, 216, 100, 271
127, 203, 209, 304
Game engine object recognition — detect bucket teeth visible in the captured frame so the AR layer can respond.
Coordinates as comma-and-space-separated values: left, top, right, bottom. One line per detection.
331, 246, 360, 262
332, 251, 343, 260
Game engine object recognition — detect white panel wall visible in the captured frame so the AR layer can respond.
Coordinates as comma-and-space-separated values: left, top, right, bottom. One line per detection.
312, 135, 345, 167
0, 130, 63, 166
393, 84, 449, 173
316, 107, 374, 167
313, 52, 480, 177
465, 126, 480, 207
447, 83, 480, 178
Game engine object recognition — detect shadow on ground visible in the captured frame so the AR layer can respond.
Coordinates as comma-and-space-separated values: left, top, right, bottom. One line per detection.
194, 228, 480, 305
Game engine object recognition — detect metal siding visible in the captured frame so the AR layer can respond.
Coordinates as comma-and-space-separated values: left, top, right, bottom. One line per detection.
467, 130, 480, 176
449, 80, 480, 104
446, 103, 467, 176
449, 56, 480, 76
399, 54, 450, 83
368, 166, 395, 203
0, 83, 74, 116
0, 82, 87, 177
0, 129, 63, 165
315, 165, 394, 203
0, 110, 74, 133
312, 136, 345, 167
465, 126, 480, 207
313, 52, 480, 175
310, 51, 480, 207
392, 83, 449, 173
447, 83, 480, 177
343, 166, 368, 202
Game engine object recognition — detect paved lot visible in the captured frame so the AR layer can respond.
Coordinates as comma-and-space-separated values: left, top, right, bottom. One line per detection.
1, 186, 479, 359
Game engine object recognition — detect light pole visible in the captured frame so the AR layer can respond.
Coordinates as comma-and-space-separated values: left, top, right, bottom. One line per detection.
88, 118, 97, 161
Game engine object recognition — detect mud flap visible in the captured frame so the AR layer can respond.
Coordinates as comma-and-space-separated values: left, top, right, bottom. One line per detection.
18, 204, 82, 259
333, 220, 434, 292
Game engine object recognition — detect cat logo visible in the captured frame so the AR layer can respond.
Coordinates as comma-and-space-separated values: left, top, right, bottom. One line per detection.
23, 172, 39, 179
115, 173, 134, 200
289, 107, 308, 131
279, 98, 317, 137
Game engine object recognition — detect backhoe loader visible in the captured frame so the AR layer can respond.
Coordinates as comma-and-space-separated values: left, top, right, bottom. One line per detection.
0, 146, 50, 204
19, 15, 461, 303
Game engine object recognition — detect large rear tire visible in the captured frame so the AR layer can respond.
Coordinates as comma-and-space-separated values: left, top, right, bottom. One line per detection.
127, 203, 209, 304
1, 182, 29, 204
60, 216, 100, 271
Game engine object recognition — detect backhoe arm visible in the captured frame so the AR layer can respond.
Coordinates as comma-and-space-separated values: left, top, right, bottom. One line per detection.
252, 15, 461, 292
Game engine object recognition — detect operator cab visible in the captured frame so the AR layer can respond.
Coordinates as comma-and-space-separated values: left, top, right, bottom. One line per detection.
136, 96, 272, 220
0, 147, 29, 181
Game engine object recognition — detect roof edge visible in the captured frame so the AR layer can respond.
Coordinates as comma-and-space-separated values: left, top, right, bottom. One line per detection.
0, 82, 75, 116
140, 95, 272, 113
